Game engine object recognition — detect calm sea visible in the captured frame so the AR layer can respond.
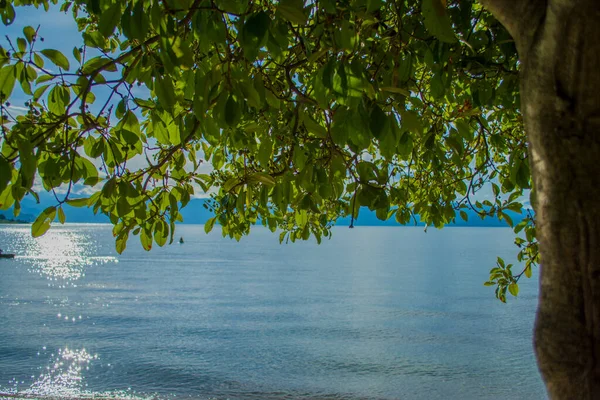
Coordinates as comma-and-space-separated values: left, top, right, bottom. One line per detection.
0, 224, 546, 400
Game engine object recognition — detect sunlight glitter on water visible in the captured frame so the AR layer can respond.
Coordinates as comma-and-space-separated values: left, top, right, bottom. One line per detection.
26, 347, 95, 397
24, 254, 116, 282
2, 347, 95, 399
1, 347, 162, 400
6, 227, 117, 283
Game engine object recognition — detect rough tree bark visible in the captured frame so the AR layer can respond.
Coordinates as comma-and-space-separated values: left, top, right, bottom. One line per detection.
480, 0, 600, 398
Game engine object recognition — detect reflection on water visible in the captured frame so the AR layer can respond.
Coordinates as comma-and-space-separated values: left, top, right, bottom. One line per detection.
3, 226, 116, 284
3, 347, 95, 398
25, 347, 96, 397
2, 346, 161, 400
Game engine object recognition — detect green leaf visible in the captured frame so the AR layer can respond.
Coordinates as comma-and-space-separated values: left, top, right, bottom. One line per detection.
48, 85, 70, 115
98, 2, 122, 37
83, 30, 107, 49
154, 75, 176, 111
422, 0, 457, 43
241, 80, 261, 108
224, 95, 240, 127
257, 137, 272, 167
204, 216, 216, 233
295, 210, 308, 227
122, 110, 140, 135
302, 112, 327, 138
0, 185, 14, 211
508, 282, 519, 297
216, 0, 247, 14
515, 159, 530, 189
17, 64, 32, 95
72, 46, 81, 63
31, 206, 56, 238
0, 65, 16, 100
248, 172, 276, 187
430, 72, 445, 99
236, 188, 246, 215
499, 211, 514, 227
140, 228, 152, 250
32, 218, 51, 238
357, 161, 377, 182
400, 109, 422, 134
36, 74, 55, 85
455, 119, 473, 140
40, 49, 70, 70
223, 177, 241, 192
0, 157, 11, 194
33, 53, 45, 69
241, 11, 271, 61
130, 1, 149, 41
33, 84, 50, 100
57, 206, 66, 224
265, 90, 281, 109
369, 105, 388, 139
277, 0, 307, 25
116, 232, 128, 254
397, 54, 412, 83
497, 257, 505, 268
505, 202, 522, 214
81, 56, 116, 74
17, 38, 26, 53
17, 140, 36, 187
380, 86, 410, 96
153, 220, 168, 247
1, 3, 16, 25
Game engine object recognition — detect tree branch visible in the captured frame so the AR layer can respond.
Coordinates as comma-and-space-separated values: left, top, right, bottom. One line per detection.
478, 0, 547, 56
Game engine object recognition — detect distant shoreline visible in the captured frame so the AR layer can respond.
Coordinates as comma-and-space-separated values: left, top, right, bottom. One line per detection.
0, 219, 29, 225
0, 222, 513, 229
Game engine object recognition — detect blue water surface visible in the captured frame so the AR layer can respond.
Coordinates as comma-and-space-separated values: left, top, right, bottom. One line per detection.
0, 224, 546, 399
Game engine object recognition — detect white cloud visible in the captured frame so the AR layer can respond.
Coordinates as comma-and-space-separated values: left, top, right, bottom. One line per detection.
71, 184, 101, 196
7, 105, 29, 112
6, 105, 29, 117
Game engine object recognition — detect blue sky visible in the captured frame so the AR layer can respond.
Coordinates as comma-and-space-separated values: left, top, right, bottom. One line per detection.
3, 4, 152, 118
3, 5, 79, 107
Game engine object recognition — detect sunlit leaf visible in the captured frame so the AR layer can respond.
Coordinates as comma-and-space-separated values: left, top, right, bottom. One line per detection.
40, 49, 70, 70
277, 0, 307, 25
0, 65, 16, 100
204, 217, 216, 233
98, 2, 122, 37
422, 0, 457, 43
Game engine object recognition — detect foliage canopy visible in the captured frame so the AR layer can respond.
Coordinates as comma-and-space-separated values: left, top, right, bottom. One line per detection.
0, 0, 537, 300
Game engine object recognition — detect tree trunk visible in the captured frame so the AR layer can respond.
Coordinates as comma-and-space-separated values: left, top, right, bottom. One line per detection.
520, 1, 600, 398
481, 0, 600, 397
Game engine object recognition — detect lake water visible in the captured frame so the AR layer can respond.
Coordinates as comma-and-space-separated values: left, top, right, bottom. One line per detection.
0, 224, 546, 399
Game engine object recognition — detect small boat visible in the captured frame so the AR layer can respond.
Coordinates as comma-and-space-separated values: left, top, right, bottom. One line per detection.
179, 237, 184, 244
0, 253, 15, 259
